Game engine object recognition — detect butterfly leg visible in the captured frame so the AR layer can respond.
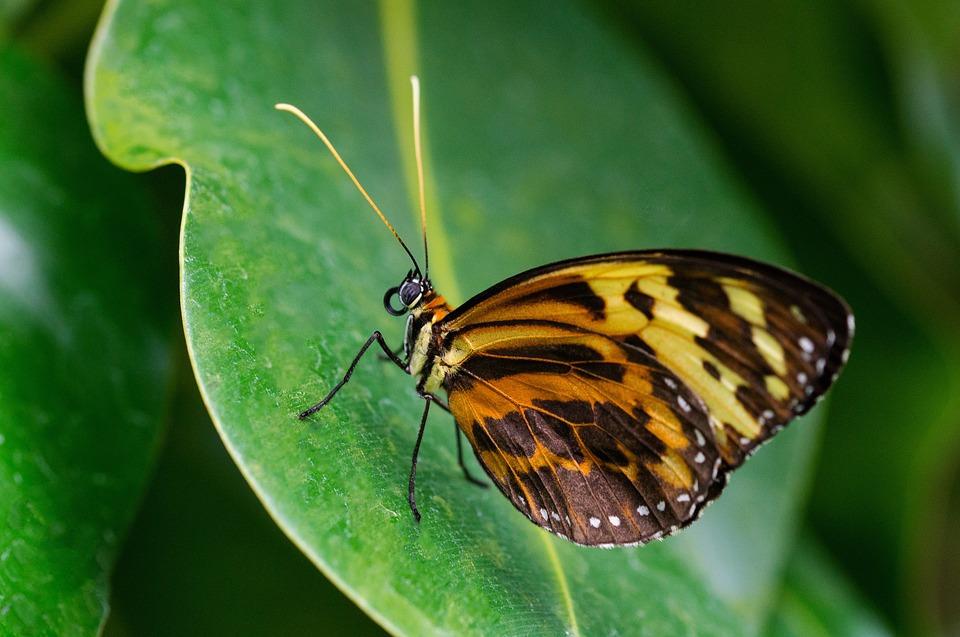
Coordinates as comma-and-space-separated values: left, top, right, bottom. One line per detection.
453, 423, 488, 488
407, 395, 432, 522
299, 330, 405, 420
377, 344, 404, 362
418, 393, 447, 412
422, 394, 487, 488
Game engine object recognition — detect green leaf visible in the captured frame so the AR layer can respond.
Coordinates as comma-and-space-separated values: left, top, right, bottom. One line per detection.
0, 46, 173, 635
103, 363, 385, 637
87, 1, 825, 633
763, 538, 892, 637
0, 0, 35, 35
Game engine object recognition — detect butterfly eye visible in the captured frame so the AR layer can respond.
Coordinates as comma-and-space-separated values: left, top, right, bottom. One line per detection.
383, 286, 407, 316
398, 280, 423, 307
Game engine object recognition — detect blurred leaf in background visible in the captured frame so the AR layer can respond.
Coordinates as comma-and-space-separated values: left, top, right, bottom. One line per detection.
764, 539, 890, 637
0, 45, 174, 635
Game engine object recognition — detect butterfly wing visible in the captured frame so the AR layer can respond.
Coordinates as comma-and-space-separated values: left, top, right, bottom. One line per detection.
438, 250, 853, 546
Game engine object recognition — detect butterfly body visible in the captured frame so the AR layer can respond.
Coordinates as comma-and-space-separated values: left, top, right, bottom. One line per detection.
381, 250, 852, 546
402, 291, 451, 392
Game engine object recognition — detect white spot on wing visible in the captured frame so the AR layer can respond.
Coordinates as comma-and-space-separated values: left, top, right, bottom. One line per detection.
695, 430, 706, 446
677, 396, 691, 412
664, 377, 677, 390
694, 452, 705, 464
539, 508, 548, 521
550, 511, 560, 522
677, 493, 690, 503
589, 516, 601, 528
656, 500, 666, 512
608, 515, 621, 527
637, 505, 649, 516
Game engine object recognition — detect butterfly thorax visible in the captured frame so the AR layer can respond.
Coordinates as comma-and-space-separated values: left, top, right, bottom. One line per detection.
406, 290, 452, 392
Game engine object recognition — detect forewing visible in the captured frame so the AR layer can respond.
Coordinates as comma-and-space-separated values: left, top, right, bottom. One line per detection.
439, 250, 853, 545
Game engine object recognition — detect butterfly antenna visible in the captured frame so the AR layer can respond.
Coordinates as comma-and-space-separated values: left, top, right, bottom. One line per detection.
410, 76, 429, 277
275, 102, 422, 274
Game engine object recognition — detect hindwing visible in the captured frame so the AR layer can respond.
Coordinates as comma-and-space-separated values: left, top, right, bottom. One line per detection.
438, 250, 853, 546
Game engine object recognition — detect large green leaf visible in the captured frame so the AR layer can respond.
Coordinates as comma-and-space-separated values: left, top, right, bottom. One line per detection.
0, 46, 173, 635
87, 1, 827, 633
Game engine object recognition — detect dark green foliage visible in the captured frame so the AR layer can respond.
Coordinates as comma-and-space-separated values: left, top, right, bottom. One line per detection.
0, 46, 173, 636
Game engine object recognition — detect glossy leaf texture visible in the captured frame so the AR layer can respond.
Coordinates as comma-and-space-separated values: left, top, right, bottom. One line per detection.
87, 1, 831, 634
0, 46, 173, 634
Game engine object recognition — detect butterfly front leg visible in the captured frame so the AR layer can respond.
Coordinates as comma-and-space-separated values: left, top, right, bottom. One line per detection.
298, 330, 406, 420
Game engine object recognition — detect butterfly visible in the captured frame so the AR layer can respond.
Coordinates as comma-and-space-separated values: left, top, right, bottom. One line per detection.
277, 77, 853, 547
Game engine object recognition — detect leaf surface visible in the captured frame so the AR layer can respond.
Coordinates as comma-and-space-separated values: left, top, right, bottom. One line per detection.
87, 1, 826, 633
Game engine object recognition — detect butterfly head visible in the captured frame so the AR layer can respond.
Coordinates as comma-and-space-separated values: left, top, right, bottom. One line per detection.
384, 270, 432, 316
